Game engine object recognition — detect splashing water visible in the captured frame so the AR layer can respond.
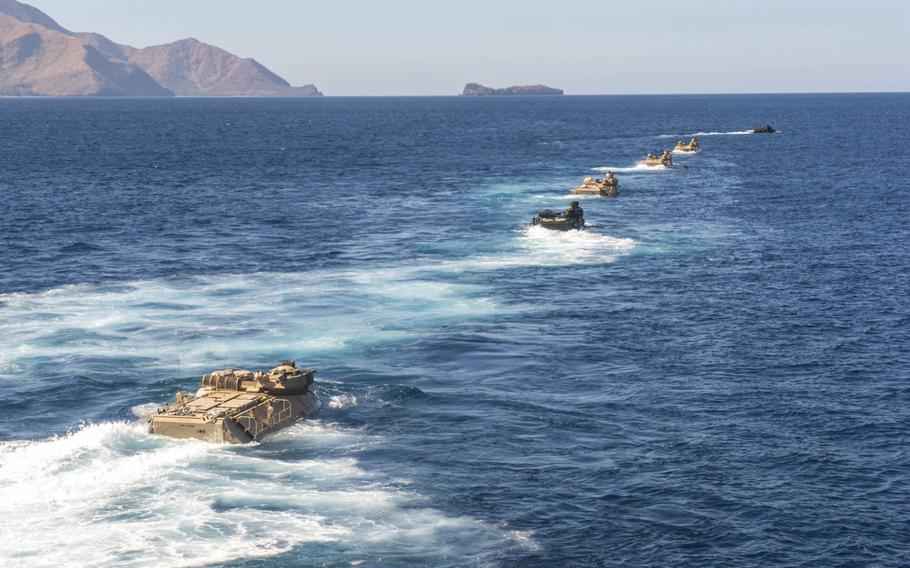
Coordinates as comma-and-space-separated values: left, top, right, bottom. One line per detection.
0, 421, 531, 567
657, 130, 753, 138
592, 163, 670, 173
0, 227, 635, 380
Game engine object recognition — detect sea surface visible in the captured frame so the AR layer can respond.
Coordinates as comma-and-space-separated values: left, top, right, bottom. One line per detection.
0, 94, 908, 567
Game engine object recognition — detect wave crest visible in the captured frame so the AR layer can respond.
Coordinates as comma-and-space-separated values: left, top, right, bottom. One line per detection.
657, 130, 752, 138
0, 421, 532, 567
592, 164, 669, 173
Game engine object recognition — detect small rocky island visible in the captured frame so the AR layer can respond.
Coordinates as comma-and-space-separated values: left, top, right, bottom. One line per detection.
461, 83, 564, 96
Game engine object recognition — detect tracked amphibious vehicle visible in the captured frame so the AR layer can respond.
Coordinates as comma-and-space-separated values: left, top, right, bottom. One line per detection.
751, 124, 775, 134
674, 137, 700, 152
532, 201, 585, 231
572, 171, 619, 196
148, 361, 321, 443
641, 150, 673, 167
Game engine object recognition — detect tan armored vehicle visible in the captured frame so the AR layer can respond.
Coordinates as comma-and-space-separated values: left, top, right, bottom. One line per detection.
674, 137, 700, 152
148, 361, 321, 443
641, 150, 673, 167
572, 171, 620, 197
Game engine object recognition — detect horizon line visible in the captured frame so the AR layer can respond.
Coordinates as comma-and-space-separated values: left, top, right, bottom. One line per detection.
2, 90, 909, 100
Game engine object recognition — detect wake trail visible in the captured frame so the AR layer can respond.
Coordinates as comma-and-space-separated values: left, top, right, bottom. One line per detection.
657, 130, 752, 138
591, 163, 669, 173
0, 421, 533, 567
0, 226, 637, 378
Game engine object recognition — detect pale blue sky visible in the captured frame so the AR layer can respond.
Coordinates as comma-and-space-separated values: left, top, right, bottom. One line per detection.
27, 0, 910, 95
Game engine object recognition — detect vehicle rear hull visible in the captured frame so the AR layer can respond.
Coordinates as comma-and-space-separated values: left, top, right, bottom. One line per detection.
149, 391, 321, 443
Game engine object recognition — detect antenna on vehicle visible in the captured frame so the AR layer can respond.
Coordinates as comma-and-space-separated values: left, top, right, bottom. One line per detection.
176, 354, 183, 401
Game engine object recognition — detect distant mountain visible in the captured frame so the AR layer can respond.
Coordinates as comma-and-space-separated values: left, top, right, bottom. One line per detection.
0, 0, 63, 31
461, 83, 563, 96
0, 5, 171, 96
124, 38, 321, 97
0, 0, 321, 97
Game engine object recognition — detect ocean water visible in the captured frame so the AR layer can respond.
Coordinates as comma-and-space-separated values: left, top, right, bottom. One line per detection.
0, 94, 908, 567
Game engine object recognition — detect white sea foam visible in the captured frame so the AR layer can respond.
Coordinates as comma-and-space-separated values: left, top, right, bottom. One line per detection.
591, 163, 669, 173
328, 394, 359, 409
0, 421, 530, 567
130, 402, 160, 418
530, 193, 603, 201
517, 224, 636, 263
657, 130, 752, 138
0, 225, 635, 379
440, 225, 635, 271
0, 269, 494, 379
0, 190, 626, 567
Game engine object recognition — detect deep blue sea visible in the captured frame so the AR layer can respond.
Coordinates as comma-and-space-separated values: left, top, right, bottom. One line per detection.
0, 94, 908, 567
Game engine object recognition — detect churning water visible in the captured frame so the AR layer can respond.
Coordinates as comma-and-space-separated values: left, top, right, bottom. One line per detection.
1, 94, 909, 567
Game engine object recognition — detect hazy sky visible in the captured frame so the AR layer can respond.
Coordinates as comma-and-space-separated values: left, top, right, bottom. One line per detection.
27, 0, 910, 96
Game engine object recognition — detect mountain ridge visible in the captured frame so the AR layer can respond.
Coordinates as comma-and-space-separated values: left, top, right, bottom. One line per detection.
0, 0, 321, 97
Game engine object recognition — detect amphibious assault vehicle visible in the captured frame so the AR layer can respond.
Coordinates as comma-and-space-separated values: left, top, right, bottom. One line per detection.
641, 150, 673, 167
572, 171, 619, 197
148, 361, 321, 443
674, 137, 700, 153
532, 201, 585, 231
751, 124, 775, 134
